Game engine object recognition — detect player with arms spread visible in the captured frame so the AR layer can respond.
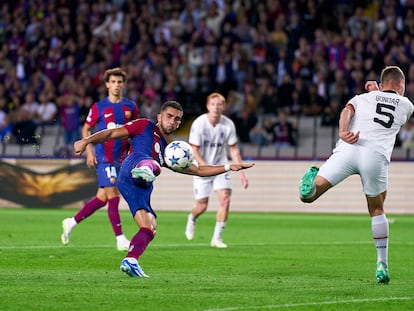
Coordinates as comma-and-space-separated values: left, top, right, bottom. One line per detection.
299, 66, 414, 284
74, 100, 254, 277
185, 92, 249, 248
62, 67, 139, 251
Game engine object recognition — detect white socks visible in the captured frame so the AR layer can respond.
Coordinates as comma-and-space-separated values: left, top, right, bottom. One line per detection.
116, 234, 128, 242
212, 221, 226, 241
189, 213, 196, 223
371, 214, 389, 265
68, 217, 77, 229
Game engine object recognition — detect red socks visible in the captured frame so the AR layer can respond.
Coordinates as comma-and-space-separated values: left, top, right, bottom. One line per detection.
126, 228, 154, 259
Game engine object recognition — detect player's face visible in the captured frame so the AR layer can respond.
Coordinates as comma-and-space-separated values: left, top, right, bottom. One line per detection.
206, 97, 225, 117
106, 75, 125, 98
158, 107, 183, 135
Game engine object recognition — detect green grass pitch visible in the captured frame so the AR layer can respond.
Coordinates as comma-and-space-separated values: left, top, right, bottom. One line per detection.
0, 208, 413, 311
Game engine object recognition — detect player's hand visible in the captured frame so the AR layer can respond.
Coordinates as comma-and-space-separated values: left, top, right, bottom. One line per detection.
240, 170, 248, 189
86, 152, 97, 168
365, 81, 379, 92
339, 130, 360, 144
230, 162, 255, 171
74, 139, 87, 156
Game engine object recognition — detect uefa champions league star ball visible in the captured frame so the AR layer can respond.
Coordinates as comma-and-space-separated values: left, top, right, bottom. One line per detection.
164, 140, 194, 171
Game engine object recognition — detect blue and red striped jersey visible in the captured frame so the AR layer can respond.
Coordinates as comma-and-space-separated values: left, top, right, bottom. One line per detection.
123, 118, 168, 167
85, 97, 139, 164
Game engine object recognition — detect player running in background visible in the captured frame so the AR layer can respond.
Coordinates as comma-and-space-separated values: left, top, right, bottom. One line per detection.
61, 67, 139, 251
73, 100, 254, 277
185, 92, 249, 248
299, 66, 414, 284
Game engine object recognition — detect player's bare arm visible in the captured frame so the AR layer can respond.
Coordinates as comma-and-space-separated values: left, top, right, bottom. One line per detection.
74, 127, 129, 156
180, 162, 255, 177
338, 104, 360, 144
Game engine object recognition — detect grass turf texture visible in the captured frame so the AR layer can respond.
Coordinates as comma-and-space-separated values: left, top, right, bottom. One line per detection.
0, 209, 413, 311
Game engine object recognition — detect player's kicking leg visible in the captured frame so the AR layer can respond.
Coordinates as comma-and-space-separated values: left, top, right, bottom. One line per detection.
376, 261, 390, 284
299, 166, 319, 200
131, 159, 161, 182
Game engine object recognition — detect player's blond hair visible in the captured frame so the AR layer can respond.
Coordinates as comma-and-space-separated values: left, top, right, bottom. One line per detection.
206, 92, 226, 104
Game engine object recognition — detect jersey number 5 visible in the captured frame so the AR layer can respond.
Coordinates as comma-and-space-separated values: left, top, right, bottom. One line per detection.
374, 103, 395, 128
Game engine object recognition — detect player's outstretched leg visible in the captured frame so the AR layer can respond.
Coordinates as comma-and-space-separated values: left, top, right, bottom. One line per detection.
376, 261, 390, 284
120, 257, 149, 278
131, 160, 161, 182
299, 166, 319, 199
131, 167, 156, 182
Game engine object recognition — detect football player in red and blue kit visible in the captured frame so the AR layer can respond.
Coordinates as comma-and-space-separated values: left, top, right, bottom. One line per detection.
74, 100, 254, 277
62, 67, 139, 251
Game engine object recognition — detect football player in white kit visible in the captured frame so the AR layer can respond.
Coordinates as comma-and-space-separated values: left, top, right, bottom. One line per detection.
185, 92, 249, 248
299, 66, 414, 284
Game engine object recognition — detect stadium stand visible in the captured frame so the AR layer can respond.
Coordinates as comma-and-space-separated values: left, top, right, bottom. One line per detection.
1, 1, 414, 161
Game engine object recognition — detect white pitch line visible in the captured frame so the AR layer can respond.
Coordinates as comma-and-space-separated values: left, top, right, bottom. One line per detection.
203, 296, 414, 311
1, 240, 414, 250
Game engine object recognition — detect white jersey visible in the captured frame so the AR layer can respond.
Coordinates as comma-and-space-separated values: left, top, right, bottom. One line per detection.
189, 114, 238, 165
337, 90, 414, 161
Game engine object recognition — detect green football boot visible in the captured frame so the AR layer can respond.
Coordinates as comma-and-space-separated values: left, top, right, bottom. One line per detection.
299, 166, 319, 199
376, 261, 390, 284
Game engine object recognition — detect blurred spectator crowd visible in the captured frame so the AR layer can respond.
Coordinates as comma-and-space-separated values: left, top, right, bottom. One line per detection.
1, 0, 414, 155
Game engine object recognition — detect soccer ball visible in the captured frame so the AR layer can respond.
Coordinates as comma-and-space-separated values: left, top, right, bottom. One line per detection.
164, 140, 194, 171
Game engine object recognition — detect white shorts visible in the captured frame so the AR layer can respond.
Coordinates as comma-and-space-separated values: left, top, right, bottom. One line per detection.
318, 143, 388, 197
193, 172, 232, 199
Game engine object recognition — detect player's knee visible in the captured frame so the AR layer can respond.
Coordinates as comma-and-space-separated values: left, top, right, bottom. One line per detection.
221, 195, 231, 207
195, 199, 208, 211
151, 225, 157, 236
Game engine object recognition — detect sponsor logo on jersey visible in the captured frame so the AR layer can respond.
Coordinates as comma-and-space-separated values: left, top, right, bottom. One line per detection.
203, 140, 223, 148
107, 122, 124, 129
